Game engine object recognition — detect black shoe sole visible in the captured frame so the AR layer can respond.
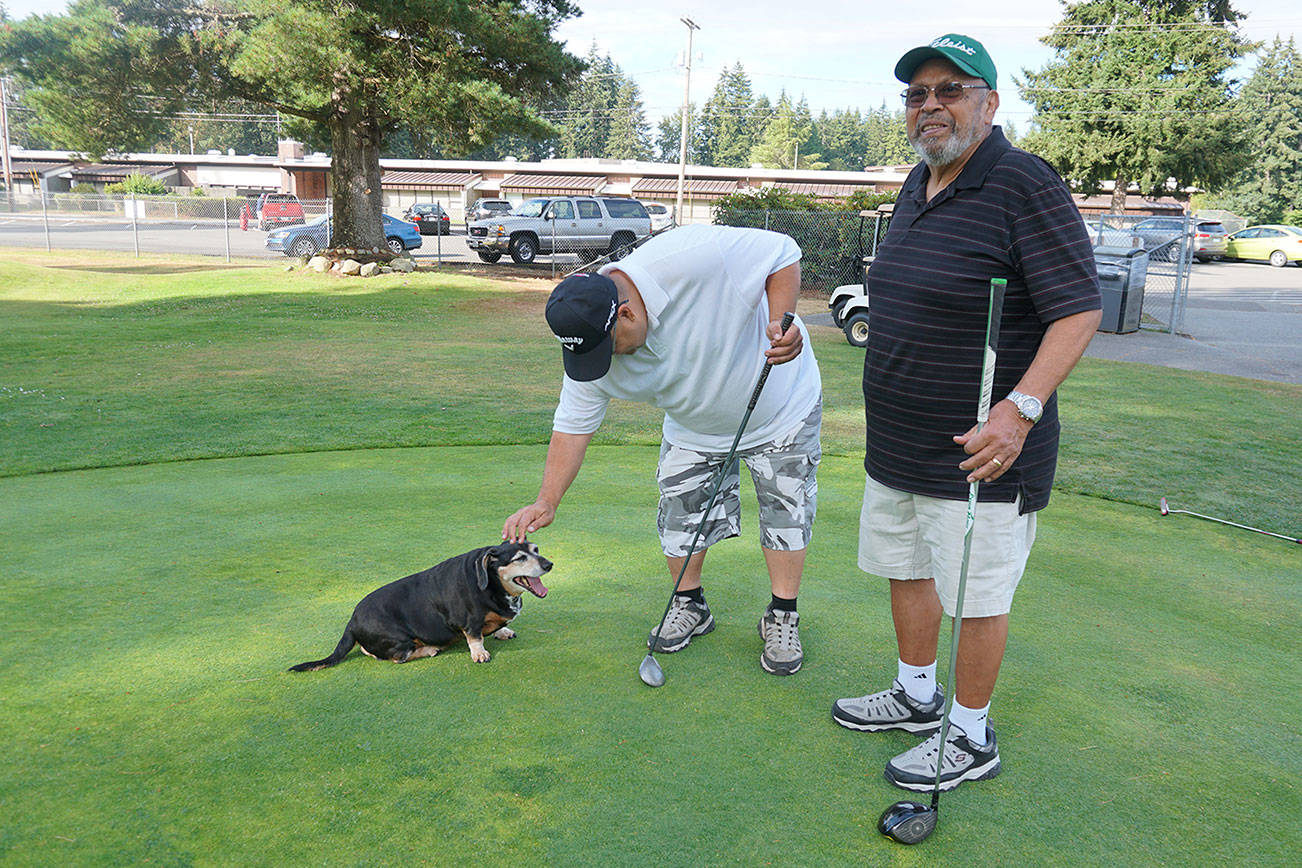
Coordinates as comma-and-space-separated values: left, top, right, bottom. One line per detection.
884, 756, 1002, 793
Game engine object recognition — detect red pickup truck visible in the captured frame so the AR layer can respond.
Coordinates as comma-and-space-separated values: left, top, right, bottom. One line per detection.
255, 192, 305, 231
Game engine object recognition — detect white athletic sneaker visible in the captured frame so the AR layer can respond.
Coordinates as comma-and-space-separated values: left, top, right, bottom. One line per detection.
884, 723, 1001, 793
758, 609, 803, 675
832, 679, 944, 734
647, 595, 714, 652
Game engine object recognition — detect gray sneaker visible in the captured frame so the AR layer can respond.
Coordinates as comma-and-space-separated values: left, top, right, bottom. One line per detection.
831, 679, 944, 733
884, 722, 1000, 793
647, 595, 714, 652
758, 609, 803, 675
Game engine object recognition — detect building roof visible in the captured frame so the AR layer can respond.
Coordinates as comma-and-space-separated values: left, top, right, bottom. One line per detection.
380, 170, 480, 189
632, 177, 738, 196
68, 163, 172, 183
500, 173, 606, 194
768, 182, 869, 198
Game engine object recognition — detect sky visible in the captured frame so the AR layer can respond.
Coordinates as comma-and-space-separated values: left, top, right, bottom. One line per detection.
5, 0, 1301, 129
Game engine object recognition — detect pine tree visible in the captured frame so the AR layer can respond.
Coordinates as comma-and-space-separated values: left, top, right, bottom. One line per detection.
1212, 37, 1302, 222
1019, 0, 1254, 212
748, 92, 825, 169
699, 63, 757, 168
605, 79, 652, 160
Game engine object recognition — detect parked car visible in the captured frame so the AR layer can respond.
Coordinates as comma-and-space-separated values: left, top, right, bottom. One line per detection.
642, 202, 676, 232
265, 213, 423, 258
1130, 216, 1202, 262
1081, 216, 1138, 248
466, 196, 651, 264
402, 202, 452, 236
468, 198, 514, 222
1223, 224, 1302, 267
255, 192, 305, 231
1190, 220, 1228, 261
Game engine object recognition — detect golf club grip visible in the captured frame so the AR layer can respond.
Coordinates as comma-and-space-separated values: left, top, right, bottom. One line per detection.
977, 279, 1007, 426
748, 312, 795, 410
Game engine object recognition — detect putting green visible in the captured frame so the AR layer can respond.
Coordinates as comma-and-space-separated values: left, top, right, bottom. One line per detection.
2, 446, 1297, 866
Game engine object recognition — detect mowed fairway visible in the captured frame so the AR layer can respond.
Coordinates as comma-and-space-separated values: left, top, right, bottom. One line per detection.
1, 249, 1298, 866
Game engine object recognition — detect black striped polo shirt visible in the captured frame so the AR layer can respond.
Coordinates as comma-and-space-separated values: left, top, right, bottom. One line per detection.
863, 126, 1101, 513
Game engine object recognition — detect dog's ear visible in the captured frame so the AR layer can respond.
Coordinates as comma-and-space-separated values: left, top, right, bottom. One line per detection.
476, 552, 495, 590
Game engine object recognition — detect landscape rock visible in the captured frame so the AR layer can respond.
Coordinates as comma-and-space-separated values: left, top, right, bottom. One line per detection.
339, 259, 362, 275
390, 257, 416, 273
308, 256, 331, 273
360, 262, 382, 277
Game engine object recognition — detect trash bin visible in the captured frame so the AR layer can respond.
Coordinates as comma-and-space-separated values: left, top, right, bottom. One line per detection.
1093, 244, 1149, 334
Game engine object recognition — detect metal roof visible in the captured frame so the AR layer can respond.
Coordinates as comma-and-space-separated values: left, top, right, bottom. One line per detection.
632, 177, 738, 196
500, 173, 606, 194
769, 182, 870, 198
68, 163, 172, 182
380, 170, 479, 189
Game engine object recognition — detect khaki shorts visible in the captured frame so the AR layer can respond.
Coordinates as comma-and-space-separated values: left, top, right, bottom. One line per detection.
857, 474, 1037, 618
657, 402, 821, 558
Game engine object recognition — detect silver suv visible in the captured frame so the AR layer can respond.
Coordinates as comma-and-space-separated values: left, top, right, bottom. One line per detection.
466, 196, 651, 264
468, 199, 513, 222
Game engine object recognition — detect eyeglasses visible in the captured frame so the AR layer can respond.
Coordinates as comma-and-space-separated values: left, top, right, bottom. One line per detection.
901, 82, 990, 108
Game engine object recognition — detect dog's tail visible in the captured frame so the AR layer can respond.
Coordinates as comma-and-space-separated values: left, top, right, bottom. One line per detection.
288, 626, 356, 672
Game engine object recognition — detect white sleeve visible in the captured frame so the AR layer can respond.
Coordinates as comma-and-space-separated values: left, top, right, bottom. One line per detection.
552, 376, 611, 435
722, 229, 803, 308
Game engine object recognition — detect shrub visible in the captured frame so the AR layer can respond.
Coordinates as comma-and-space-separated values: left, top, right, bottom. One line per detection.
104, 174, 168, 196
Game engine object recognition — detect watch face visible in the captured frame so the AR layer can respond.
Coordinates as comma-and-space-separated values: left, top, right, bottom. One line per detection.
1018, 395, 1043, 422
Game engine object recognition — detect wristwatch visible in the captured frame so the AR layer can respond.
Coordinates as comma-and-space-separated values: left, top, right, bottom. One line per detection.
1006, 390, 1043, 424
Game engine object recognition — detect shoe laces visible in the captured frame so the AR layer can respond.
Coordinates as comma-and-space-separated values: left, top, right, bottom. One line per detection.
662, 596, 701, 634
916, 729, 970, 771
764, 610, 801, 652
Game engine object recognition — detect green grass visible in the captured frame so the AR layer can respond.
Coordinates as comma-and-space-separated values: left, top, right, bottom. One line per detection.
1, 249, 1299, 866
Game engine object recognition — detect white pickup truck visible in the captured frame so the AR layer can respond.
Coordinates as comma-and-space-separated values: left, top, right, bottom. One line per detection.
466, 196, 652, 264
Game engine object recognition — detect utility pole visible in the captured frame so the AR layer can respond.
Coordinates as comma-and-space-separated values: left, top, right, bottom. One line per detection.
0, 77, 14, 208
674, 17, 699, 226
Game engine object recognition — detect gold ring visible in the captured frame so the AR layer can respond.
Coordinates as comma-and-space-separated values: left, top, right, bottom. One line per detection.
991, 458, 1003, 468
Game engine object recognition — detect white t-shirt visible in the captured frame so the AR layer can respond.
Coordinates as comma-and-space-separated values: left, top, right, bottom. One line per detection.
551, 224, 822, 452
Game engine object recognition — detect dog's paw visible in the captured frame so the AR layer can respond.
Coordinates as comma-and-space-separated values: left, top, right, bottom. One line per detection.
471, 647, 492, 663
493, 627, 516, 641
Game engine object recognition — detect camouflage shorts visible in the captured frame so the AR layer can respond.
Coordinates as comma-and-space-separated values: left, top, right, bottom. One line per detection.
656, 401, 822, 557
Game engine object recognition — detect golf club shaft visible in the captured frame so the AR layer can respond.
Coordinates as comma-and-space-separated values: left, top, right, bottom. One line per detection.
931, 278, 1006, 809
648, 312, 796, 645
1162, 498, 1300, 543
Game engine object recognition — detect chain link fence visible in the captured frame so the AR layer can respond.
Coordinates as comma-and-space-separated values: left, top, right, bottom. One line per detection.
714, 208, 1195, 334
1, 194, 1194, 333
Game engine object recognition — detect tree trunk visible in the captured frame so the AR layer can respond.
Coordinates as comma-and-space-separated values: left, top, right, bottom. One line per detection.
328, 104, 388, 258
1109, 173, 1128, 214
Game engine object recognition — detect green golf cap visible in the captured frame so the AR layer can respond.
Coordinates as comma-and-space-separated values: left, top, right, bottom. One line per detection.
894, 34, 997, 90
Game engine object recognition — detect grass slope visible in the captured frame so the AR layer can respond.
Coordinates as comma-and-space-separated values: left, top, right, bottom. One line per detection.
1, 250, 1299, 865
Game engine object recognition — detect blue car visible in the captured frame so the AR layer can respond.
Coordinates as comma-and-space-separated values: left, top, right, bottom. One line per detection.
266, 213, 422, 258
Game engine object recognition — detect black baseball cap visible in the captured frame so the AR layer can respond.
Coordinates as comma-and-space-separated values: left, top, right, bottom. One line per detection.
545, 272, 622, 381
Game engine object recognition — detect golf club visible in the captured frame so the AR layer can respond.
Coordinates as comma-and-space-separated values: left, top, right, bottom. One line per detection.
638, 311, 796, 688
1159, 497, 1299, 544
878, 277, 1007, 845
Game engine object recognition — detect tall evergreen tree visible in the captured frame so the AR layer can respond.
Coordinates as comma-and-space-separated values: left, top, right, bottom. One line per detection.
655, 104, 700, 164
748, 91, 825, 169
1211, 37, 1302, 222
699, 62, 757, 167
605, 79, 652, 160
1019, 0, 1254, 211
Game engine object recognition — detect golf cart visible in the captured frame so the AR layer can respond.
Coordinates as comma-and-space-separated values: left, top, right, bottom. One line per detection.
829, 206, 892, 347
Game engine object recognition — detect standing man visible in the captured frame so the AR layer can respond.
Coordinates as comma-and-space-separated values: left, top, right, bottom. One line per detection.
503, 224, 823, 676
831, 35, 1101, 790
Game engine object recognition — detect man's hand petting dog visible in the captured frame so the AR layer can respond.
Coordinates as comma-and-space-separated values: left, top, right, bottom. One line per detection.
288, 542, 552, 671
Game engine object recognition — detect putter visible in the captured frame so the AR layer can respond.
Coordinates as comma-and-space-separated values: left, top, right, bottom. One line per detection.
879, 277, 1007, 845
1160, 497, 1299, 544
638, 311, 796, 688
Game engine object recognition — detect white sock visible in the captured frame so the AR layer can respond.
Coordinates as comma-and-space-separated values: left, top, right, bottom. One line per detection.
949, 701, 991, 746
897, 659, 937, 704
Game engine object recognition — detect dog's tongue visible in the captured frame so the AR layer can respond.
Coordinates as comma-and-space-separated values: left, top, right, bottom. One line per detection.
525, 576, 549, 598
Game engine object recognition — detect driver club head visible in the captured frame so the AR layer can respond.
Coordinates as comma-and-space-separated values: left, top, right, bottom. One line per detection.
638, 653, 665, 687
878, 800, 937, 845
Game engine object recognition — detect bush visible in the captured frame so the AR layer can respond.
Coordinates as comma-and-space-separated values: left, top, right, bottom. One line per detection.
104, 174, 168, 196
69, 183, 99, 195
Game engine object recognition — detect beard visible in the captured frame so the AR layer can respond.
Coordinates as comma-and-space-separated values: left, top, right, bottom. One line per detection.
908, 101, 988, 169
